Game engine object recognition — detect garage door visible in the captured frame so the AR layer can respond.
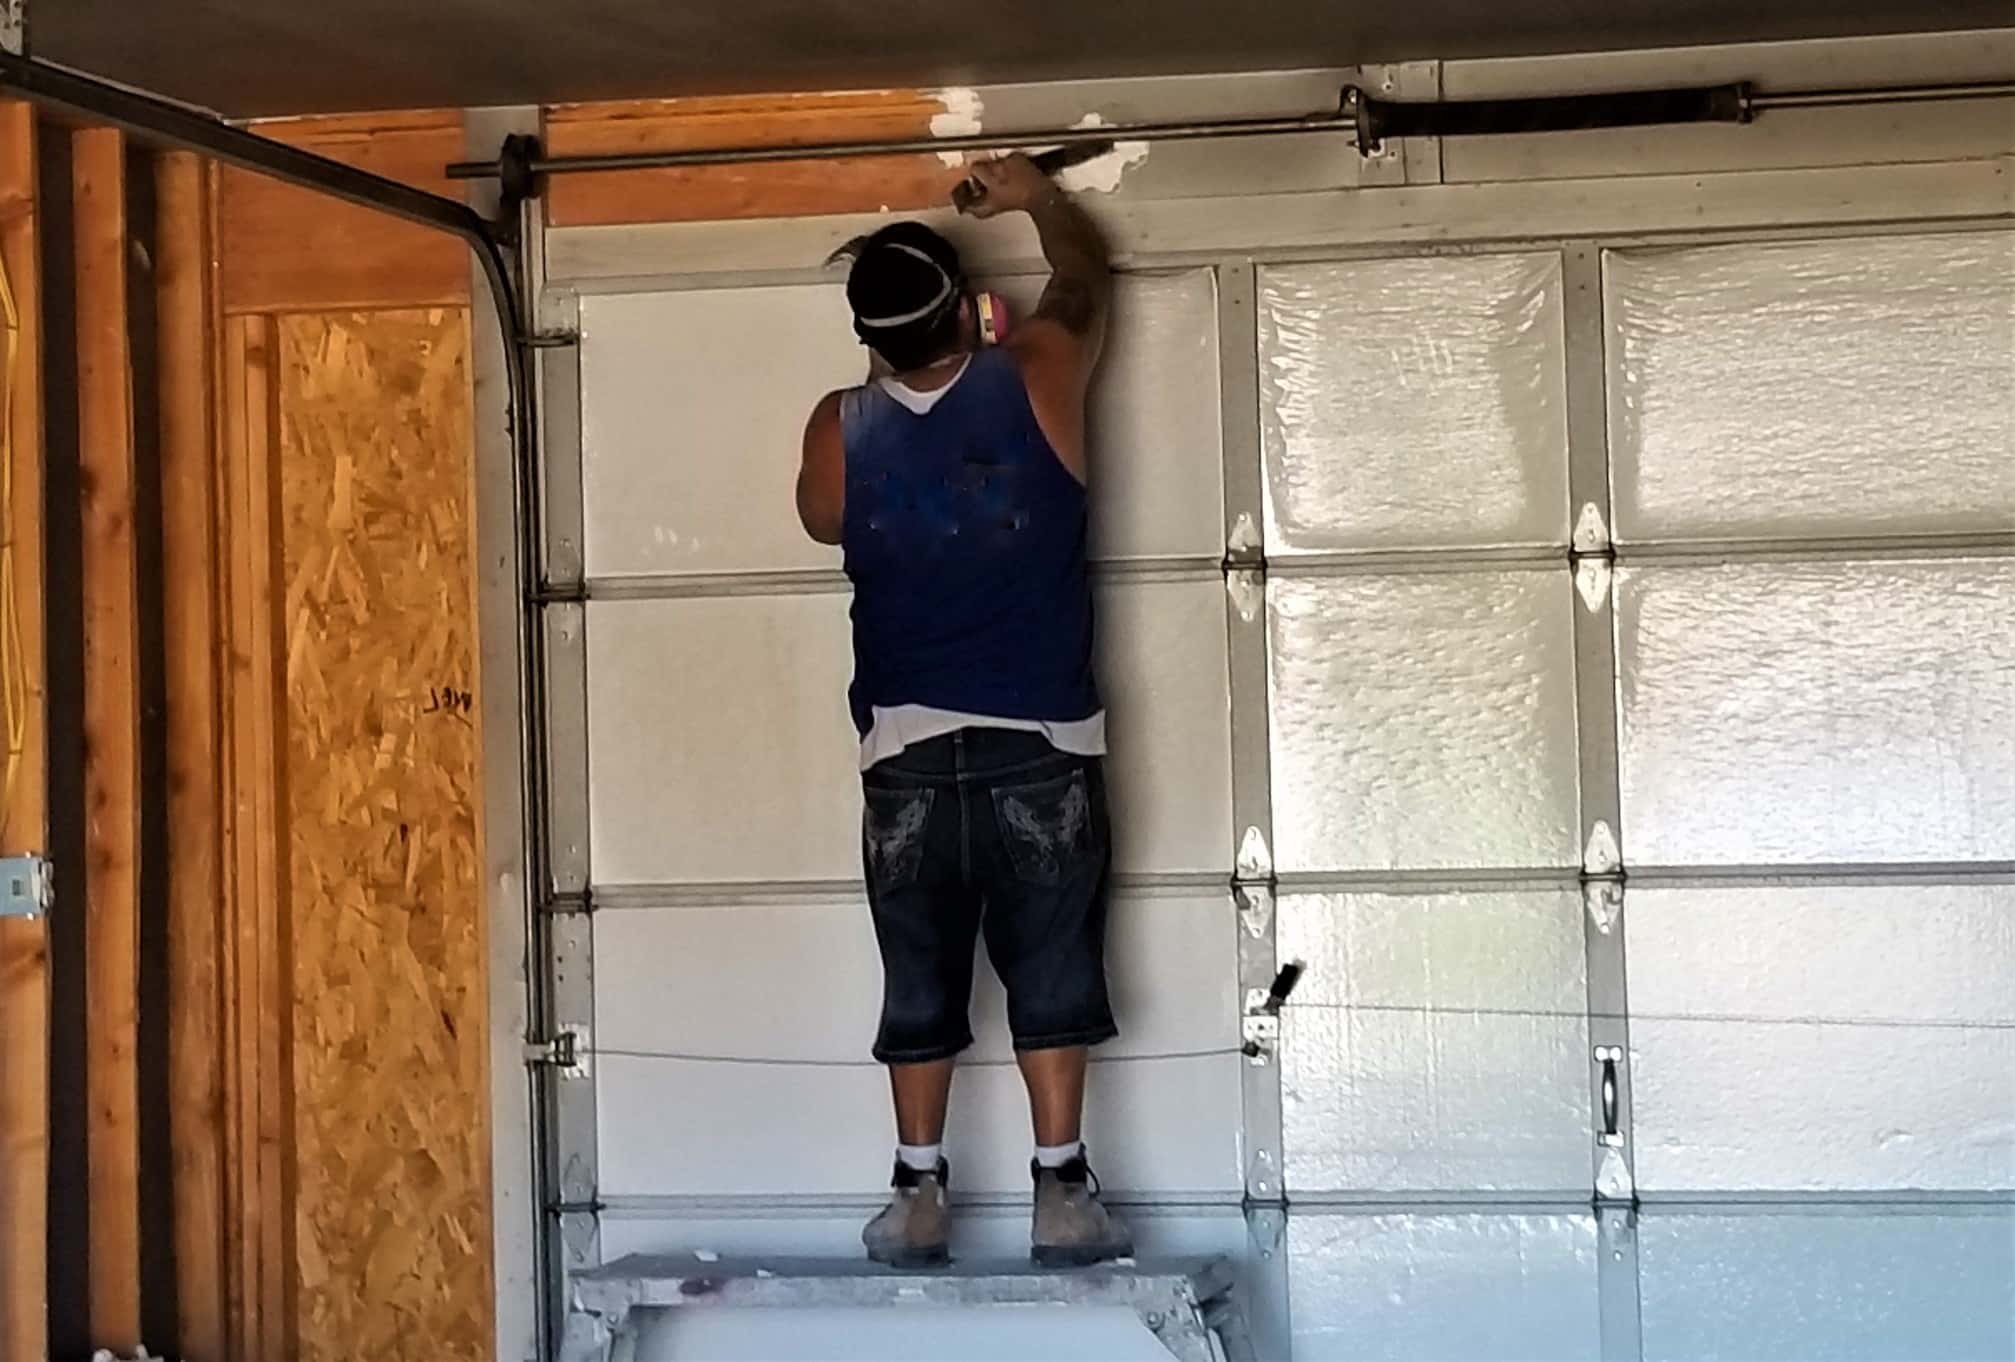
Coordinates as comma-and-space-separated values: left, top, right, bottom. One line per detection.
529, 225, 2014, 1360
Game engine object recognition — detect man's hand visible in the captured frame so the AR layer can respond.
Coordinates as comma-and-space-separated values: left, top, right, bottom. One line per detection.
963, 154, 1058, 220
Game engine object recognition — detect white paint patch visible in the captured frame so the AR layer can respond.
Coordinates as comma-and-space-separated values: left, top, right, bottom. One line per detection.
930, 87, 984, 167
1055, 112, 1149, 195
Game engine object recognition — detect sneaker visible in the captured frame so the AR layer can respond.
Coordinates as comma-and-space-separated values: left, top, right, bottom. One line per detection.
1031, 1149, 1133, 1268
863, 1157, 951, 1268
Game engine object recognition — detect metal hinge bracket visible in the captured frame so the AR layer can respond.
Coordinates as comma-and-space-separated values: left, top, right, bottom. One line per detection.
0, 854, 52, 920
518, 329, 579, 350
526, 1025, 590, 1078
0, 0, 25, 59
1241, 962, 1305, 1060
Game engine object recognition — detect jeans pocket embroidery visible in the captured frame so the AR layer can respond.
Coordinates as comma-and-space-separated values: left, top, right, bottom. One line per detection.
863, 785, 935, 891
992, 768, 1095, 886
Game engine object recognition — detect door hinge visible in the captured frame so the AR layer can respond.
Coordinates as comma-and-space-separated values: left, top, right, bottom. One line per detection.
525, 1025, 590, 1078
0, 855, 52, 920
518, 328, 579, 350
0, 0, 25, 59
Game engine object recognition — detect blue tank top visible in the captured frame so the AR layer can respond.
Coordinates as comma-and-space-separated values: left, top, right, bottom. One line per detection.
839, 347, 1100, 738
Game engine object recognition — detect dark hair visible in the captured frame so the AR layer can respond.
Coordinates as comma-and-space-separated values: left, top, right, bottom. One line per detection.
845, 222, 967, 371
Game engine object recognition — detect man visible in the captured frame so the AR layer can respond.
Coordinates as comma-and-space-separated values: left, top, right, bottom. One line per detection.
795, 154, 1129, 1270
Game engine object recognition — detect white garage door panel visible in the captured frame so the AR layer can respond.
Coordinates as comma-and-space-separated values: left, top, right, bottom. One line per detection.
1618, 559, 2015, 867
587, 581, 1228, 885
1097, 577, 1233, 875
1631, 885, 2015, 1193
587, 594, 861, 885
1268, 571, 1580, 872
1277, 890, 1588, 1192
580, 272, 1224, 581
1630, 884, 2015, 1027
598, 1052, 1242, 1198
1638, 1208, 2015, 1362
580, 285, 860, 579
989, 270, 1225, 561
1257, 253, 1569, 553
1632, 1020, 2014, 1191
1607, 231, 2015, 543
593, 891, 1238, 1065
1288, 1212, 1601, 1362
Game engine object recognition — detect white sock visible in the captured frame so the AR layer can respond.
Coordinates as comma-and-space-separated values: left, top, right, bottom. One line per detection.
1034, 1141, 1083, 1169
897, 1142, 943, 1172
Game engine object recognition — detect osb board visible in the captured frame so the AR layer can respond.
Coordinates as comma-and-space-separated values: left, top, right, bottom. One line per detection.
277, 308, 490, 1362
221, 111, 470, 314
0, 97, 48, 1362
543, 91, 960, 227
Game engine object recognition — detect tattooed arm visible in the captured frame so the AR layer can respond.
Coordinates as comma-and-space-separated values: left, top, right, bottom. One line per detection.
965, 154, 1112, 481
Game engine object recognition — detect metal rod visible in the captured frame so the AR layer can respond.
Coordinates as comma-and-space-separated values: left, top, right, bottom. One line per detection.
1749, 81, 2015, 109
446, 112, 1357, 179
444, 76, 2015, 181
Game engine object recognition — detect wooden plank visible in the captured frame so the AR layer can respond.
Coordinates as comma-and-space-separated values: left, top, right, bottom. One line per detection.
219, 112, 470, 314
73, 122, 143, 1357
218, 310, 255, 1362
156, 148, 229, 1362
220, 309, 293, 1360
0, 97, 49, 1362
542, 92, 958, 228
277, 309, 490, 1362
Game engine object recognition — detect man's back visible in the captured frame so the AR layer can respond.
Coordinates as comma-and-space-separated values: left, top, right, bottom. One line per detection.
839, 347, 1100, 739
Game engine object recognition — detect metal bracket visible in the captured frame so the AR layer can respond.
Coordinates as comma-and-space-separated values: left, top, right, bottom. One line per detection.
1583, 820, 1622, 876
0, 0, 24, 59
1575, 558, 1613, 612
546, 888, 595, 917
1240, 1007, 1280, 1054
1584, 880, 1624, 935
0, 854, 51, 920
526, 1025, 591, 1079
1572, 501, 1611, 553
1349, 63, 1444, 185
1226, 512, 1262, 558
1240, 963, 1304, 1060
519, 330, 580, 350
1224, 566, 1263, 624
1235, 826, 1274, 882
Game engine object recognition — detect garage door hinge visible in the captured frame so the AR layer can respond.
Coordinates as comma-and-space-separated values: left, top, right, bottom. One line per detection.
518, 328, 579, 350
546, 888, 595, 916
525, 1025, 590, 1077
533, 581, 589, 607
0, 855, 52, 920
0, 0, 24, 58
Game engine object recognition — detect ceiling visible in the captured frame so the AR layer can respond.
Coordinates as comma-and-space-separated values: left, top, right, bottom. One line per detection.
32, 0, 2015, 118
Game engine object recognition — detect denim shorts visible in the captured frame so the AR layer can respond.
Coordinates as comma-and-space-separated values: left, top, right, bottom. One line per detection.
861, 727, 1118, 1064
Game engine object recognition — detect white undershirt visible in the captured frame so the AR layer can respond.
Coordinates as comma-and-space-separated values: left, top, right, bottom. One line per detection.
876, 355, 971, 414
860, 705, 1108, 772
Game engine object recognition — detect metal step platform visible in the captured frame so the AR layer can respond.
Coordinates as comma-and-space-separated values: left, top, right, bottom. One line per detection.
561, 1252, 1255, 1362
